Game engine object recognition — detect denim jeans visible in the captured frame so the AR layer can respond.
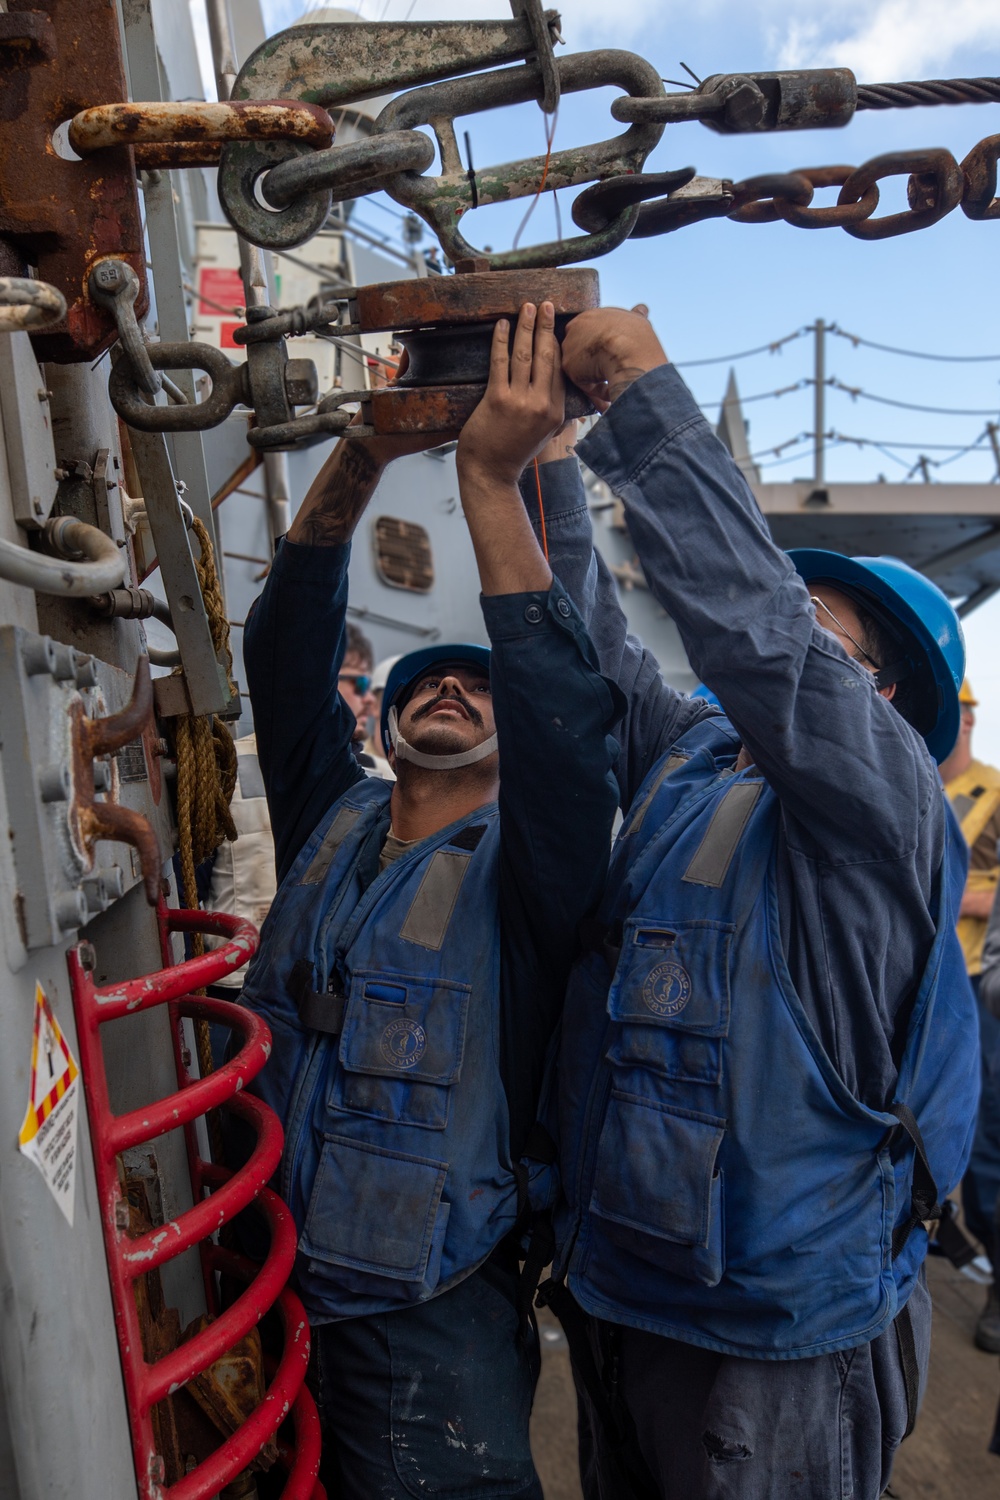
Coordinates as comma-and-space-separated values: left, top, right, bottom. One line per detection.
308, 1257, 544, 1500
574, 1272, 932, 1500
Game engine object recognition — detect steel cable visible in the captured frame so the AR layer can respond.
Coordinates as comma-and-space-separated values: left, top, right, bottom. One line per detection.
827, 378, 1000, 417
830, 325, 1000, 363
674, 329, 806, 368
858, 77, 1000, 109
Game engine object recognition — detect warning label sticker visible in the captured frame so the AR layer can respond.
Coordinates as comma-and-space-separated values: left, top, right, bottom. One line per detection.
18, 983, 80, 1225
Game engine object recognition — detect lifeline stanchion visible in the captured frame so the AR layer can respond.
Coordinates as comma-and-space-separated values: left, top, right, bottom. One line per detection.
68, 899, 324, 1500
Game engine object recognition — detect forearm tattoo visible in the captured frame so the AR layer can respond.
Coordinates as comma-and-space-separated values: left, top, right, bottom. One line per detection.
293, 442, 383, 546
607, 366, 653, 404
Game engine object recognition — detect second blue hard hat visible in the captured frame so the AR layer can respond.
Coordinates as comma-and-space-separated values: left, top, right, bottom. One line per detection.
787, 550, 964, 763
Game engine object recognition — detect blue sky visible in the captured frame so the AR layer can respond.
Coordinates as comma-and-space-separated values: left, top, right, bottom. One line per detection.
252, 1, 1000, 759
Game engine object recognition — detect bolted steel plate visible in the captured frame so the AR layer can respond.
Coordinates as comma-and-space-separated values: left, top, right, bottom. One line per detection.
353, 267, 600, 333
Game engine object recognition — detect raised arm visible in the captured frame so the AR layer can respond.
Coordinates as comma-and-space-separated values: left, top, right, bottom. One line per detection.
246, 425, 436, 880
457, 304, 622, 1120
562, 308, 935, 857
517, 435, 712, 810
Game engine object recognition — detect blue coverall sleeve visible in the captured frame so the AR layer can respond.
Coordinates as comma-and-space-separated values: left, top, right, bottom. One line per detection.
518, 457, 714, 811
481, 578, 623, 1144
576, 364, 936, 859
243, 537, 365, 883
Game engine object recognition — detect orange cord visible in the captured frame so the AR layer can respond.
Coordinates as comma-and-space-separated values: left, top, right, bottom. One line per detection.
533, 456, 549, 561
512, 108, 559, 251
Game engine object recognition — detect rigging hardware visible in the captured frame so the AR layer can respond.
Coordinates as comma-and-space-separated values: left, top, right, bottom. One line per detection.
68, 98, 335, 171
217, 12, 568, 249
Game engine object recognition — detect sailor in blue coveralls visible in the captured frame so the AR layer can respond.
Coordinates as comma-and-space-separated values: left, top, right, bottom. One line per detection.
521, 308, 980, 1500
240, 304, 621, 1498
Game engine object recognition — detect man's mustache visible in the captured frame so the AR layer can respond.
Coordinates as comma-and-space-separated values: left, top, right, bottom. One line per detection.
411, 690, 484, 729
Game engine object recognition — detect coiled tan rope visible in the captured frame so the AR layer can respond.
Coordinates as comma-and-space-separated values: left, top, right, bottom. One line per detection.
169, 517, 238, 1126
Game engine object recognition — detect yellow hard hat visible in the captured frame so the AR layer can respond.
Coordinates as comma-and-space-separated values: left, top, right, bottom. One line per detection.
959, 679, 978, 706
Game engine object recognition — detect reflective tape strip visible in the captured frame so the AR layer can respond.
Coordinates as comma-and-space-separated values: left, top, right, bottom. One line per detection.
682, 782, 763, 888
950, 793, 976, 825
628, 755, 689, 834
400, 850, 472, 950
301, 807, 362, 885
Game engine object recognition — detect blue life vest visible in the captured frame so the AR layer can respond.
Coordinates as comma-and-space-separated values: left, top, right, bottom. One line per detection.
242, 778, 546, 1320
554, 717, 979, 1358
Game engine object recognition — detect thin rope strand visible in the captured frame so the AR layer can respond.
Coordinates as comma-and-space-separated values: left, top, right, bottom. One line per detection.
533, 457, 549, 561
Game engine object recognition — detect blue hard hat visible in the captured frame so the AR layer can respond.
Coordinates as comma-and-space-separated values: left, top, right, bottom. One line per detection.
787, 550, 964, 763
380, 643, 491, 755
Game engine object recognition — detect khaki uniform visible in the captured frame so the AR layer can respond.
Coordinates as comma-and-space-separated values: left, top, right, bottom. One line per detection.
945, 757, 1000, 974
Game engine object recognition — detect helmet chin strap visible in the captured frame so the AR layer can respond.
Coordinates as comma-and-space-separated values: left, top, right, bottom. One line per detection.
388, 706, 498, 771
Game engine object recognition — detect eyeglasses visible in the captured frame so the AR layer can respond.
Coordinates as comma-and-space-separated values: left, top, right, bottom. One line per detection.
339, 671, 372, 694
809, 596, 879, 670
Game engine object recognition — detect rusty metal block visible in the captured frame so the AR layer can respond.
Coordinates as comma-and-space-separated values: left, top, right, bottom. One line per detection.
0, 0, 147, 361
355, 266, 599, 435
353, 266, 599, 333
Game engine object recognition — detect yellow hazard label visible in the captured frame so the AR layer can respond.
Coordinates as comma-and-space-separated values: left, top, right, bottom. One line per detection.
18, 983, 80, 1225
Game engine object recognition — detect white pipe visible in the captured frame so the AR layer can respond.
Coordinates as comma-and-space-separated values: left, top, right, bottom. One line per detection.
0, 517, 126, 596
0, 276, 67, 333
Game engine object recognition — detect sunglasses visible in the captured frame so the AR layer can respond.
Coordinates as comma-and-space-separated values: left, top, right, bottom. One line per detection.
339, 671, 372, 694
809, 596, 879, 670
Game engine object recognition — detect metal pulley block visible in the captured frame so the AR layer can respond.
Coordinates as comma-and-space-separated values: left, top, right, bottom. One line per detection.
351, 266, 599, 435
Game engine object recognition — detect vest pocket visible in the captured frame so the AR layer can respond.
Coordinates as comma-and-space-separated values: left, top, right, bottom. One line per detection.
301, 1134, 450, 1298
589, 1089, 725, 1287
606, 918, 734, 1083
329, 971, 470, 1130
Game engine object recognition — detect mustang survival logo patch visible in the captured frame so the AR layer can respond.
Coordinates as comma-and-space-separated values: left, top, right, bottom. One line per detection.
380, 1018, 427, 1070
642, 959, 693, 1018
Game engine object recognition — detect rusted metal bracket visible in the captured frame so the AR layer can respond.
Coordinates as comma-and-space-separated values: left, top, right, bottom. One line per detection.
0, 0, 148, 361
69, 656, 161, 905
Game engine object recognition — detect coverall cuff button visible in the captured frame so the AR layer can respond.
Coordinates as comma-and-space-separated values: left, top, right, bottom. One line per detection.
524, 603, 544, 624
556, 597, 572, 618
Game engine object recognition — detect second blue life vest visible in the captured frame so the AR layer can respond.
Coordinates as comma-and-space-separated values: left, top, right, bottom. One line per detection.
554, 716, 979, 1358
241, 777, 550, 1319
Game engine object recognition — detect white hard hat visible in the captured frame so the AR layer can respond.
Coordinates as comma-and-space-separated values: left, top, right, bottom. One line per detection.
371, 653, 402, 693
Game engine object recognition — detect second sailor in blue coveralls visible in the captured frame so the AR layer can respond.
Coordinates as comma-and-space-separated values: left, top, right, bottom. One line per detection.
524, 308, 980, 1500
240, 305, 621, 1497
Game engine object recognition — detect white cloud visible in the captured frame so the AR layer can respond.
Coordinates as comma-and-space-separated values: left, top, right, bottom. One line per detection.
765, 0, 1000, 80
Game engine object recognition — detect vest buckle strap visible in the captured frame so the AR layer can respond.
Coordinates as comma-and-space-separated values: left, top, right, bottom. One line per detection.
290, 957, 347, 1036
888, 1101, 942, 1259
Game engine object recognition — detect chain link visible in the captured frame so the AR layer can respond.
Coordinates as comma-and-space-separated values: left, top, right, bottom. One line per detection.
579, 141, 1000, 243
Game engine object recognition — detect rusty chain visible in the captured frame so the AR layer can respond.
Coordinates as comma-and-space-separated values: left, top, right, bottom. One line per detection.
574, 138, 1000, 241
